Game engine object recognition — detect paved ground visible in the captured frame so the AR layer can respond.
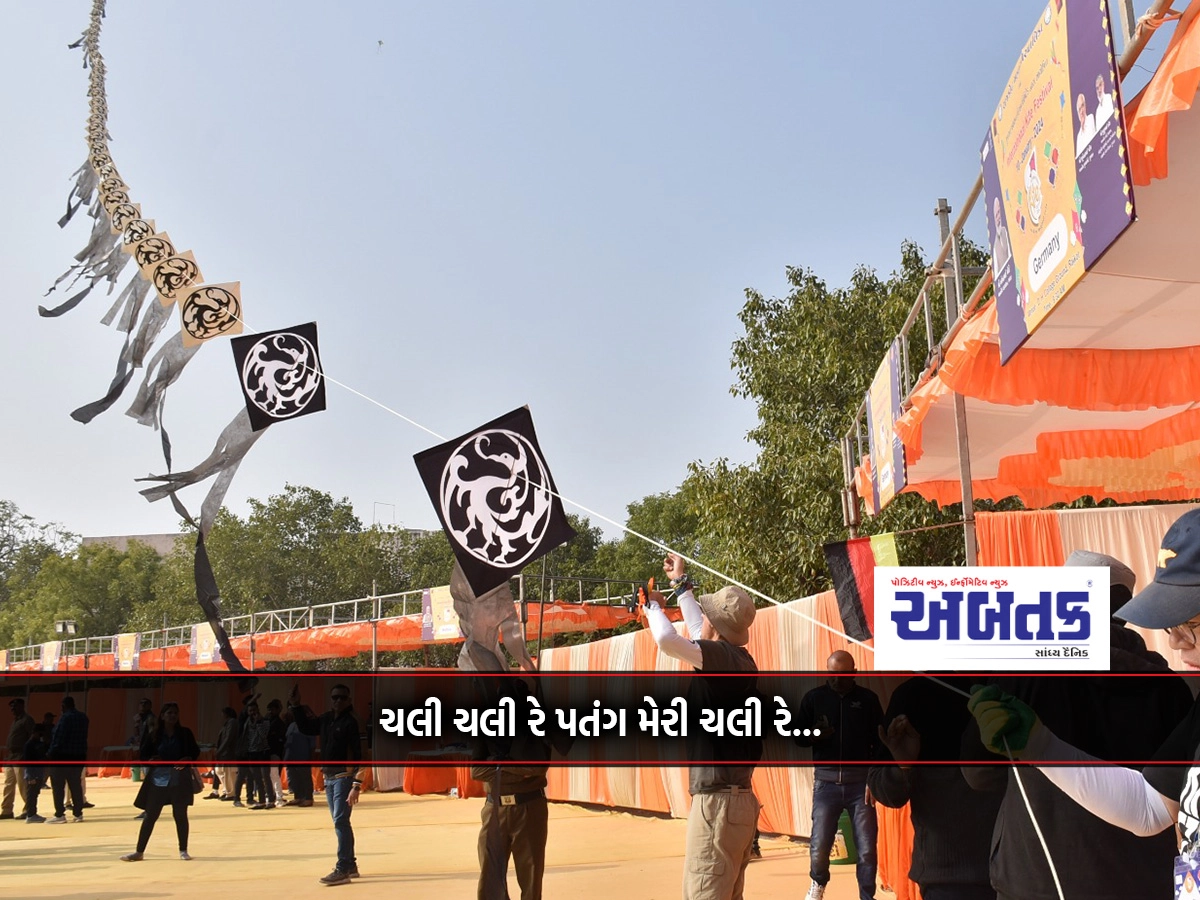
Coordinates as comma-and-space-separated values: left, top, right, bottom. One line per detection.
1, 778, 883, 899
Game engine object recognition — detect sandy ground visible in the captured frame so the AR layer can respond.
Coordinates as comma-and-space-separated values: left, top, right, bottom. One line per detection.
1, 778, 886, 900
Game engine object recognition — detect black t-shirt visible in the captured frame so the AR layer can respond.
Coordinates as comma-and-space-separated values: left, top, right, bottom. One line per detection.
1147, 694, 1200, 848
686, 640, 758, 794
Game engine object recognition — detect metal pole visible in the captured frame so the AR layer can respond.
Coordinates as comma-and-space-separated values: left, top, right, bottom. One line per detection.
936, 199, 978, 564
371, 581, 378, 672
534, 557, 548, 671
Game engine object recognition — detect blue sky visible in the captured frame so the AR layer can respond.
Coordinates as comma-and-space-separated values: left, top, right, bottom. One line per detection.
0, 1, 1168, 541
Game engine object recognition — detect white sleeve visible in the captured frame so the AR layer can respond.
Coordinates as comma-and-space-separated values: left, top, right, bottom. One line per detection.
645, 602, 703, 669
1028, 726, 1175, 837
676, 587, 705, 640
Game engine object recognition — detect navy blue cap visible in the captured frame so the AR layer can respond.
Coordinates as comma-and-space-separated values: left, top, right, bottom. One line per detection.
1115, 508, 1200, 629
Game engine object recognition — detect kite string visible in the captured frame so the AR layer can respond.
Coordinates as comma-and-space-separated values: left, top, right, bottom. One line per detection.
220, 309, 878, 650
231, 336, 1066, 896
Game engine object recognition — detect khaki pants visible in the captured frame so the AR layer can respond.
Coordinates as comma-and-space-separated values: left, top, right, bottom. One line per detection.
218, 765, 237, 796
683, 790, 760, 900
478, 794, 548, 900
2, 765, 28, 816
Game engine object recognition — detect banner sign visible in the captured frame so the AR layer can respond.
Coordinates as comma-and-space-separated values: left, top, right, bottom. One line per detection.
873, 566, 1110, 670
420, 585, 461, 641
41, 641, 62, 672
864, 338, 907, 514
0, 649, 7, 671
189, 622, 218, 666
116, 632, 141, 671
982, 0, 1134, 363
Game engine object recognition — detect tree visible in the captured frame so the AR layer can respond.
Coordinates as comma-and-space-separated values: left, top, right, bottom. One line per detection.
685, 241, 990, 602
593, 490, 702, 586
0, 500, 74, 612
0, 541, 161, 645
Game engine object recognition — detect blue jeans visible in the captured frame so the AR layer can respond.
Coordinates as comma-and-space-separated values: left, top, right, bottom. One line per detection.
325, 776, 356, 872
809, 780, 877, 900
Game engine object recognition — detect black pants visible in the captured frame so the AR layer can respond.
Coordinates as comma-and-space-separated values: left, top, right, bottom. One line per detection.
247, 759, 274, 805
235, 765, 251, 802
137, 788, 189, 853
287, 764, 313, 802
51, 766, 84, 818
926, 886, 997, 900
26, 781, 43, 817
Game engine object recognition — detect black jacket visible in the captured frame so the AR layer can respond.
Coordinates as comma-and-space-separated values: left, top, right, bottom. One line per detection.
794, 681, 884, 784
291, 704, 364, 779
867, 677, 1000, 890
961, 640, 1192, 900
47, 708, 89, 761
134, 724, 201, 809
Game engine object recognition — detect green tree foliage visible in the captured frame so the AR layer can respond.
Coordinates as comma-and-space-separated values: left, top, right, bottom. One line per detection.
593, 490, 702, 585
685, 241, 991, 602
0, 541, 162, 645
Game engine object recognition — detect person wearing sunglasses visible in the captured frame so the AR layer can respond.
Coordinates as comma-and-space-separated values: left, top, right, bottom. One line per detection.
289, 684, 366, 886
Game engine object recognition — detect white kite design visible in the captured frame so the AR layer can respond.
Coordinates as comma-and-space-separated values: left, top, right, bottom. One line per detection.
439, 429, 553, 567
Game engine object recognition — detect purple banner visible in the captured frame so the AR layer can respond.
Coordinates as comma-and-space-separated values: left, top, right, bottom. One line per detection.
982, 0, 1135, 363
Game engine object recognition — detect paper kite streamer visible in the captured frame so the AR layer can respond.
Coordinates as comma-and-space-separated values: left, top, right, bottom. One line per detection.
229, 322, 326, 432
414, 405, 577, 597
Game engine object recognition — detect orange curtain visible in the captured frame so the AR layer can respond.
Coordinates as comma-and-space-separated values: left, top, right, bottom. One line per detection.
877, 804, 922, 900
976, 510, 1065, 566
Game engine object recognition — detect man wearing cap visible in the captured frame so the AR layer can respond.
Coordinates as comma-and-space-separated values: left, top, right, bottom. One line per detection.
3, 698, 35, 819
643, 552, 760, 900
1065, 548, 1173, 669
795, 652, 884, 900
956, 538, 1194, 900
960, 513, 1200, 895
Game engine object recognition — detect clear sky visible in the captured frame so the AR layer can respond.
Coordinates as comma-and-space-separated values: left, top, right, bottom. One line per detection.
0, 1, 1168, 541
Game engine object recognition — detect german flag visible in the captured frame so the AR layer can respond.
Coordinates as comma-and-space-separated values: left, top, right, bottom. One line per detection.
822, 534, 898, 642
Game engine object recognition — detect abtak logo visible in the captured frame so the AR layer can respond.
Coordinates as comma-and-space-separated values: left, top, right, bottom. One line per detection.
891, 587, 1090, 642
874, 567, 1109, 671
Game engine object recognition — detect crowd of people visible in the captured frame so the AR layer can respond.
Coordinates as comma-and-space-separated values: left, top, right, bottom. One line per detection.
9, 511, 1200, 899
2, 681, 365, 886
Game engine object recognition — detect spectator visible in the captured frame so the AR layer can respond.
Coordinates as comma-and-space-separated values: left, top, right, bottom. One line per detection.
121, 701, 200, 861
3, 697, 35, 820
283, 709, 316, 807
265, 699, 287, 808
243, 701, 274, 810
289, 683, 366, 886
21, 723, 50, 824
46, 696, 89, 824
868, 677, 1001, 900
795, 651, 884, 900
129, 697, 153, 783
643, 552, 760, 900
214, 707, 238, 801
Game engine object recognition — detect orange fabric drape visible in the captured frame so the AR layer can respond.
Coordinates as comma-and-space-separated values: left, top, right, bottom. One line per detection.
976, 510, 1065, 567
1127, 8, 1200, 184
877, 804, 922, 900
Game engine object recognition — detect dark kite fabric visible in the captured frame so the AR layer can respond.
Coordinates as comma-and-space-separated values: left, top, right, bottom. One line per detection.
194, 532, 247, 673
414, 406, 576, 597
823, 537, 878, 642
230, 321, 326, 432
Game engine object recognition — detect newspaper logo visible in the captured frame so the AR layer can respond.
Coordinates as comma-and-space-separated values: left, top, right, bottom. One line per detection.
873, 567, 1110, 670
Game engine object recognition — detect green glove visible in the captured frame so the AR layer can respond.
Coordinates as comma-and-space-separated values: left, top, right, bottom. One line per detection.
968, 683, 1039, 756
